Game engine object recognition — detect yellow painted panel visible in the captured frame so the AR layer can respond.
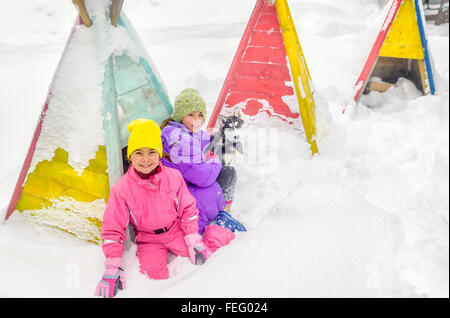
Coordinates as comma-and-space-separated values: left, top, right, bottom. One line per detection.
29, 148, 110, 201
15, 146, 110, 244
86, 216, 103, 231
85, 146, 108, 173
16, 192, 52, 212
22, 173, 67, 202
276, 0, 318, 155
380, 0, 424, 59
19, 172, 102, 210
53, 147, 69, 162
32, 160, 109, 200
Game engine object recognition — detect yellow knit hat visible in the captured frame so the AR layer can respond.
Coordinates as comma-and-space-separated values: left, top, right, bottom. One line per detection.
127, 119, 163, 159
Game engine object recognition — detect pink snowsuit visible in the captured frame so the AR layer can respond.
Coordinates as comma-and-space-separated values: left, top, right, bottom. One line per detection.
101, 163, 234, 280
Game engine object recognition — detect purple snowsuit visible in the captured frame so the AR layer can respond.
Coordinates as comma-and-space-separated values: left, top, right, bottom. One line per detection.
161, 121, 226, 234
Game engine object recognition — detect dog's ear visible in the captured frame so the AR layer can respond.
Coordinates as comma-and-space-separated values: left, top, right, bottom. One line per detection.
234, 107, 244, 119
218, 115, 227, 126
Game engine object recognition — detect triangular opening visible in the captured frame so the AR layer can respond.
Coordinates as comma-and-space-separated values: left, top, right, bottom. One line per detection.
354, 0, 435, 101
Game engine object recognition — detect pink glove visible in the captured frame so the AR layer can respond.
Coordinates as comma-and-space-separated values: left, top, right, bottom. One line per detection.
95, 257, 126, 298
184, 233, 211, 265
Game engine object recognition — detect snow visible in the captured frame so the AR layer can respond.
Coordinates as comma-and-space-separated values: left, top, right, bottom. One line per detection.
29, 2, 154, 175
0, 0, 448, 298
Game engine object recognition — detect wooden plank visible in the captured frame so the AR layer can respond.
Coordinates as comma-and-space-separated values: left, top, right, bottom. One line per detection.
368, 81, 395, 92
110, 0, 125, 27
413, 59, 429, 94
372, 56, 409, 83
72, 0, 92, 27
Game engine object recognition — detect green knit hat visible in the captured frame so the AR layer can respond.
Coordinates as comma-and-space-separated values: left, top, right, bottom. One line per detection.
172, 88, 207, 122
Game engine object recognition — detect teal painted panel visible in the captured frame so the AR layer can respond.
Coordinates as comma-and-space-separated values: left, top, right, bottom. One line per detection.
117, 86, 154, 116
114, 55, 150, 96
101, 55, 124, 188
115, 12, 173, 118
101, 12, 174, 178
112, 53, 173, 147
113, 53, 134, 68
117, 15, 126, 27
120, 91, 171, 122
112, 53, 173, 148
139, 57, 173, 116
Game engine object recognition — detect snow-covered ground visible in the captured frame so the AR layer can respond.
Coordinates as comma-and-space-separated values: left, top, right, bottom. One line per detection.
0, 0, 448, 298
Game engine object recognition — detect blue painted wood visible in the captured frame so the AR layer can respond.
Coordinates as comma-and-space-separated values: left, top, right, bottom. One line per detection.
414, 0, 436, 95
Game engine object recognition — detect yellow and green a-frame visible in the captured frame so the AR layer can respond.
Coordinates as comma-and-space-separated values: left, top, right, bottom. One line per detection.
5, 0, 173, 244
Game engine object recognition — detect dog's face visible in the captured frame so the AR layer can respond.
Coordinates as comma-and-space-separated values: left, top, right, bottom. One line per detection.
219, 108, 245, 144
221, 115, 244, 144
218, 109, 245, 157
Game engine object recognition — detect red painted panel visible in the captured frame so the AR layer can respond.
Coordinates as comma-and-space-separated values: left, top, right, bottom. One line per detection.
229, 77, 294, 96
241, 99, 261, 116
225, 92, 299, 120
208, 0, 265, 129
236, 62, 291, 81
5, 101, 48, 220
255, 13, 280, 31
261, 2, 277, 14
208, 0, 300, 130
249, 30, 284, 47
242, 46, 287, 64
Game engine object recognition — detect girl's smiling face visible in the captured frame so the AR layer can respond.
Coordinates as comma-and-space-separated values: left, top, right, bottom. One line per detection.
129, 147, 160, 176
181, 110, 204, 133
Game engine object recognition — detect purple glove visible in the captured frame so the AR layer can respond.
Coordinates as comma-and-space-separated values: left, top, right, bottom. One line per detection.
184, 233, 211, 265
95, 257, 125, 298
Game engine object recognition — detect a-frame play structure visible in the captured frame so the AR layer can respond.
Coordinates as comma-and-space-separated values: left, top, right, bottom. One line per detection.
354, 0, 436, 101
208, 0, 318, 155
4, 0, 173, 243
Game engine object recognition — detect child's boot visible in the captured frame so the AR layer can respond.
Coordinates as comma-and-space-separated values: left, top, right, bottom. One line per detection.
214, 211, 246, 232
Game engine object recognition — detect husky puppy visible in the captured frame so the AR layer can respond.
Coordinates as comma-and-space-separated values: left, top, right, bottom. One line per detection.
207, 108, 244, 166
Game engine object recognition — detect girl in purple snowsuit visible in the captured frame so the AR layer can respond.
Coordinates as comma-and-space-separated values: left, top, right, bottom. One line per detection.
160, 89, 245, 234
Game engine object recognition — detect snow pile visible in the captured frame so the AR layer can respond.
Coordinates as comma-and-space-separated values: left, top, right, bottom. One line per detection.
31, 0, 147, 174
0, 0, 448, 298
20, 197, 105, 244
359, 77, 423, 111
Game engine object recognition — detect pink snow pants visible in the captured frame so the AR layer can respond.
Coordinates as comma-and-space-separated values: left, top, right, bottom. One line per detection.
137, 224, 235, 280
137, 229, 188, 280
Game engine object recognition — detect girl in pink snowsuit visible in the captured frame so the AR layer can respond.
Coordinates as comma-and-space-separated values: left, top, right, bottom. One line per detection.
95, 119, 234, 298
